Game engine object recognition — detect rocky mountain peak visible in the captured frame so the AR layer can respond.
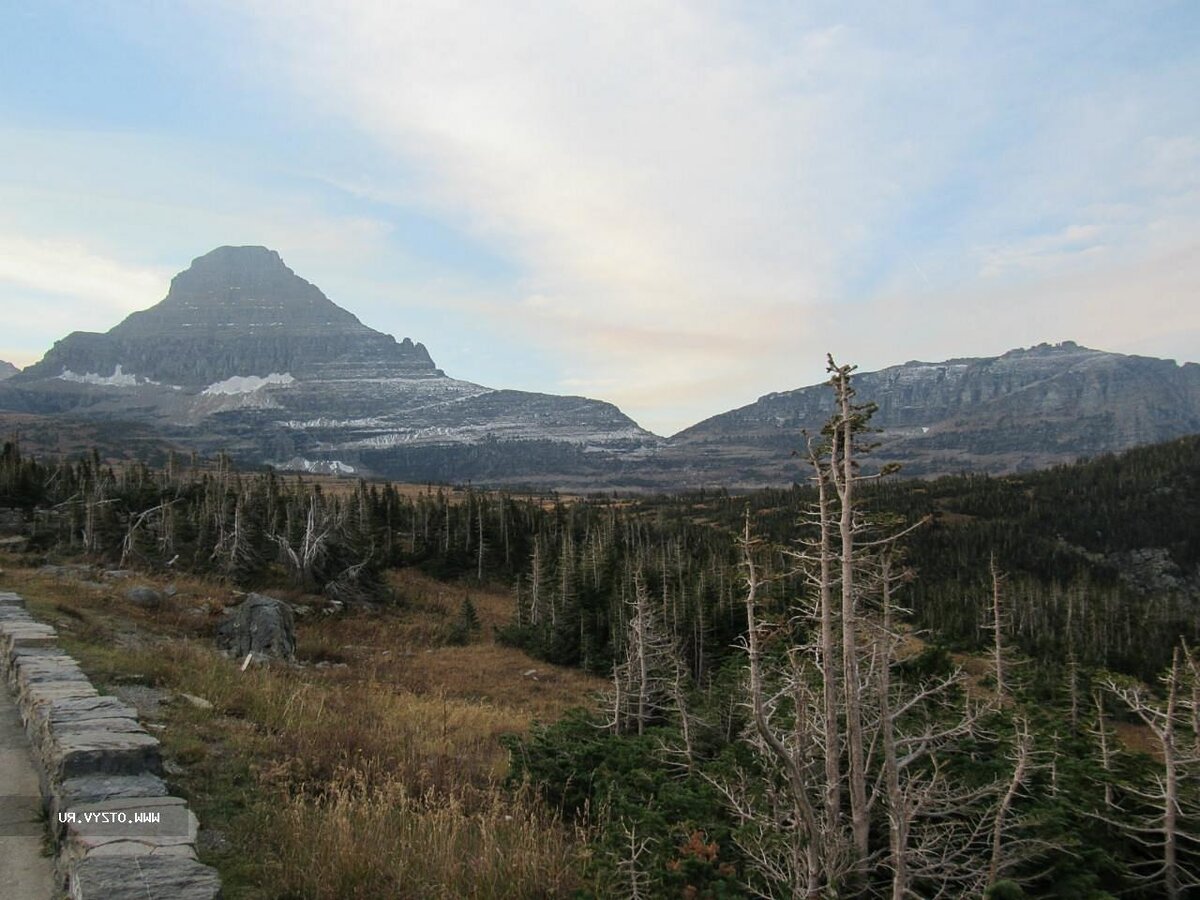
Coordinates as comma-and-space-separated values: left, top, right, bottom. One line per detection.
16, 246, 441, 386
0, 360, 18, 381
126, 245, 365, 334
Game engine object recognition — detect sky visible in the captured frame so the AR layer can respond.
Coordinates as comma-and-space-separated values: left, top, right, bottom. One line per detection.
1, 1, 1197, 436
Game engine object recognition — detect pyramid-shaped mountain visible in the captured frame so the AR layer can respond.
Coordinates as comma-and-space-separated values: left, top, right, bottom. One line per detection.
20, 246, 440, 386
3, 246, 659, 484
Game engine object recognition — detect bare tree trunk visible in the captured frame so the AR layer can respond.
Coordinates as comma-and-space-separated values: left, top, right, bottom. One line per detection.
990, 555, 1006, 701
1165, 648, 1181, 900
989, 720, 1031, 885
1093, 691, 1115, 809
812, 444, 843, 837
879, 557, 909, 900
635, 575, 650, 736
830, 360, 870, 864
741, 515, 822, 896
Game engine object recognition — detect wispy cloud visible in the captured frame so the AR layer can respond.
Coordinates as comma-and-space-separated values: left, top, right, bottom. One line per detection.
0, 236, 172, 367
211, 1, 1199, 432
0, 235, 167, 312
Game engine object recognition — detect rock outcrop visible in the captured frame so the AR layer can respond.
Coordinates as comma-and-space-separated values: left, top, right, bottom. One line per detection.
0, 360, 17, 381
215, 593, 296, 661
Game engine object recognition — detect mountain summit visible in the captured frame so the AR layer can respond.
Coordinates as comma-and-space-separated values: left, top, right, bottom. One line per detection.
19, 246, 439, 387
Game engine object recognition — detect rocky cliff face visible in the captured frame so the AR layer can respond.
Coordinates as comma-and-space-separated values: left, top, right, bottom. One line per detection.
0, 361, 17, 381
1, 246, 660, 484
655, 342, 1200, 485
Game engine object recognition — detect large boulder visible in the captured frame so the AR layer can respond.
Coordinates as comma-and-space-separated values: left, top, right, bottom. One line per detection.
214, 593, 295, 661
125, 586, 164, 610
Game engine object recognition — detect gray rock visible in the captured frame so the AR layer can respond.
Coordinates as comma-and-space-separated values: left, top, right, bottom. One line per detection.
31, 696, 140, 756
68, 855, 222, 899
60, 795, 198, 867
126, 586, 164, 609
662, 341, 1200, 484
215, 592, 295, 661
46, 727, 163, 782
50, 773, 170, 829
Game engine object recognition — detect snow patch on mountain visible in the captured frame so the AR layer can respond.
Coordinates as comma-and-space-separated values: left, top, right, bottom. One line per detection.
278, 416, 388, 430
202, 373, 295, 395
340, 423, 654, 449
276, 457, 356, 476
58, 365, 146, 387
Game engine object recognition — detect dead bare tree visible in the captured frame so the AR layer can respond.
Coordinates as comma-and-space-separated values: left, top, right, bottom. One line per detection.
1101, 644, 1200, 899
120, 499, 180, 568
271, 494, 333, 589
722, 358, 1041, 899
606, 572, 677, 736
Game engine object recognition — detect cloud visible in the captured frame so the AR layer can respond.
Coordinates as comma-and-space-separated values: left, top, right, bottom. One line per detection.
0, 235, 168, 313
4, 3, 1197, 434
206, 1, 1198, 433
0, 235, 172, 366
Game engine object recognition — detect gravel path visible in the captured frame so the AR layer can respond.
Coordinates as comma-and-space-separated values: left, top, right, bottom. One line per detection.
0, 679, 54, 899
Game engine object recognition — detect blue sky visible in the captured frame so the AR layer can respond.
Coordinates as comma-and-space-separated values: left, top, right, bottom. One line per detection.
1, 1, 1197, 435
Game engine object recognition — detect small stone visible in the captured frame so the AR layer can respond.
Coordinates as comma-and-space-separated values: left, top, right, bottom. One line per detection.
177, 693, 213, 711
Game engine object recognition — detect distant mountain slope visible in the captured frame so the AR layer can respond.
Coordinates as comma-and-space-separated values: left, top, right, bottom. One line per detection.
652, 342, 1200, 485
0, 361, 17, 381
1, 246, 660, 483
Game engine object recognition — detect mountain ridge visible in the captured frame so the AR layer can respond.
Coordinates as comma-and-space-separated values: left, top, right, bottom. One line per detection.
0, 246, 660, 485
2, 245, 1197, 488
656, 340, 1200, 485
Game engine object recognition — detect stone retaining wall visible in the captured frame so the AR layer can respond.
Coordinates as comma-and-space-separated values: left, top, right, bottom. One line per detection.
0, 591, 222, 899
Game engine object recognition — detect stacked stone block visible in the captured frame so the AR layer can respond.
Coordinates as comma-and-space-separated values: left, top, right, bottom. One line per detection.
0, 592, 222, 899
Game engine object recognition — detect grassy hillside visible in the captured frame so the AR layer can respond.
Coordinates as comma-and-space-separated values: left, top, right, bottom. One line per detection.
2, 563, 602, 899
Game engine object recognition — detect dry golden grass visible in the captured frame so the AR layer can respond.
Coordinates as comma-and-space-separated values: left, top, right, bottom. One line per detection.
1, 559, 603, 898
264, 777, 582, 899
